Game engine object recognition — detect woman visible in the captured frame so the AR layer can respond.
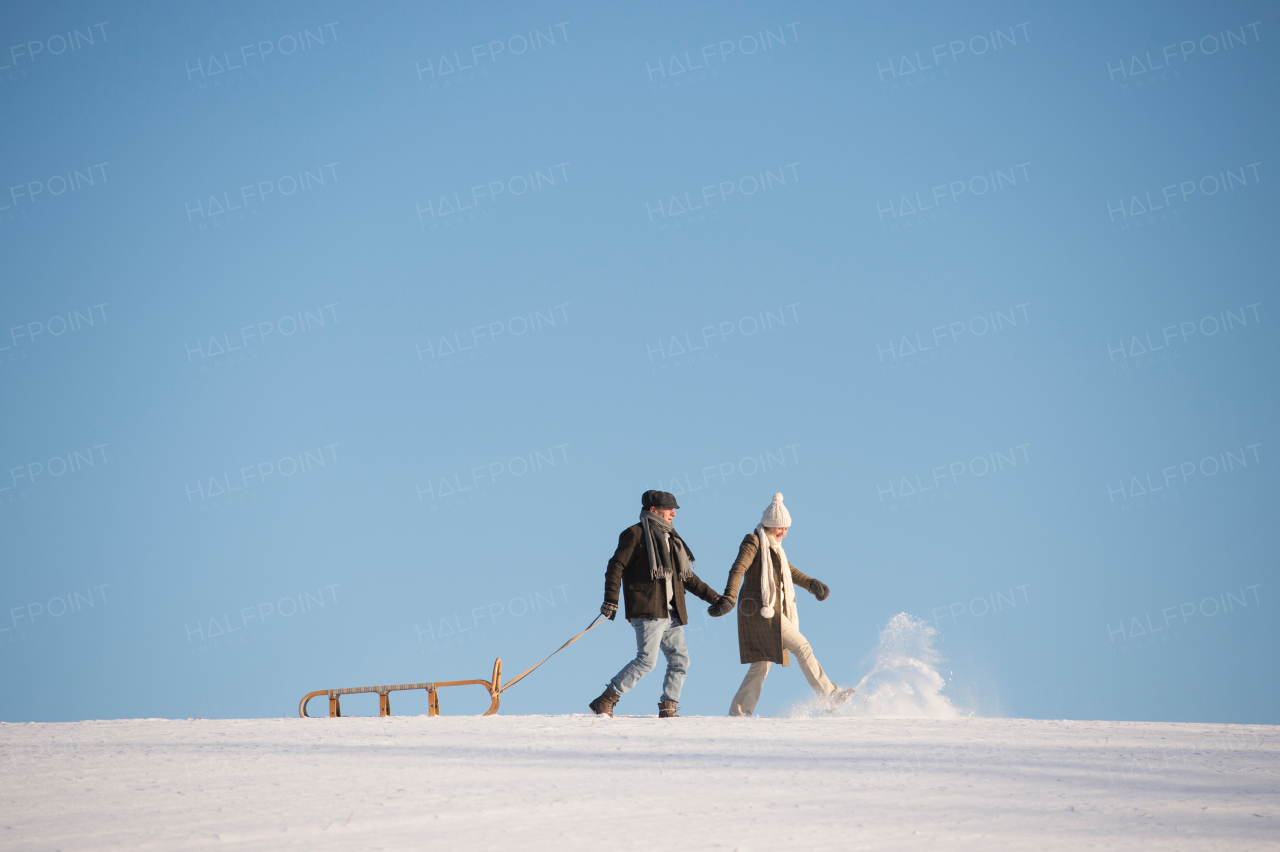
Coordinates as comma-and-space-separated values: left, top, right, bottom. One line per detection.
710, 493, 852, 716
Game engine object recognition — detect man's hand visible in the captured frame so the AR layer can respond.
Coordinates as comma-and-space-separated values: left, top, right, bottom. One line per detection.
708, 595, 735, 617
600, 601, 618, 620
808, 579, 830, 601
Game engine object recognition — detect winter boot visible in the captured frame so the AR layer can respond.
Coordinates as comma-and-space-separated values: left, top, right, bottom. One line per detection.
658, 700, 680, 718
589, 687, 621, 717
824, 688, 855, 713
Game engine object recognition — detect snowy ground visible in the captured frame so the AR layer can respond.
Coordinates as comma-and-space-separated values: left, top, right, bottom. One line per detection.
2, 714, 1275, 851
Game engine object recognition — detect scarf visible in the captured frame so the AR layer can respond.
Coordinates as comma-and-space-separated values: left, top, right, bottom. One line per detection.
640, 511, 695, 582
757, 523, 796, 624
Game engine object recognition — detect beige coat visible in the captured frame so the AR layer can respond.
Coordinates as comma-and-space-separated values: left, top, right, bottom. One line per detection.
723, 533, 816, 665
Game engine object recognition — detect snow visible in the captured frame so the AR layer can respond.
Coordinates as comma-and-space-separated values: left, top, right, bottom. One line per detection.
836, 612, 960, 719
2, 714, 1276, 850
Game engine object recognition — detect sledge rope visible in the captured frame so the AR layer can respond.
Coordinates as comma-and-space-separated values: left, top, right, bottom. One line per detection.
299, 612, 605, 718
500, 613, 604, 693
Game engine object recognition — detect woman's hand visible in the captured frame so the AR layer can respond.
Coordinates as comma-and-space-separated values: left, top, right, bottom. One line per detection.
708, 595, 735, 617
808, 579, 830, 601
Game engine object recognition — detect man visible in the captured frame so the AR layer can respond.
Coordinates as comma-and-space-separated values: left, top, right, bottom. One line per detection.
589, 490, 724, 718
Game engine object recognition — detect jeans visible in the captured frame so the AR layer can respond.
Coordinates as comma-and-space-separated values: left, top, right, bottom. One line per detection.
729, 615, 837, 716
608, 608, 689, 703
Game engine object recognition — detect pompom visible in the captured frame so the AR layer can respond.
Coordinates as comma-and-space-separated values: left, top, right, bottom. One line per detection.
773, 492, 784, 502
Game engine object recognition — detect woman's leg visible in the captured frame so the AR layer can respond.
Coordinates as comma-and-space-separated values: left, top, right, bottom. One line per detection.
728, 662, 770, 716
779, 617, 837, 698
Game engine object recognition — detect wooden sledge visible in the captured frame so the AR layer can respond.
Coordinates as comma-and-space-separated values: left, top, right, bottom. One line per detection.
298, 614, 603, 718
299, 658, 504, 718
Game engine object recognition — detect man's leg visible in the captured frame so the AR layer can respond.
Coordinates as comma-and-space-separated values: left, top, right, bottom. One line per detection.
607, 617, 666, 696
780, 617, 838, 698
657, 610, 689, 703
728, 662, 770, 716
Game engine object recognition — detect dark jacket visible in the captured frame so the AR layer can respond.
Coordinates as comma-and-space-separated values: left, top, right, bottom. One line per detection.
723, 533, 817, 665
604, 523, 718, 624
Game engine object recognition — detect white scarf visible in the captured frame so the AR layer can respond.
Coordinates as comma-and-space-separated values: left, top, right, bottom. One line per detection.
756, 523, 796, 624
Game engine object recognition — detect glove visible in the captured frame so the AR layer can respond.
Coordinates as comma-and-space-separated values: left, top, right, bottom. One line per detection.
707, 595, 735, 617
600, 601, 618, 620
808, 579, 830, 601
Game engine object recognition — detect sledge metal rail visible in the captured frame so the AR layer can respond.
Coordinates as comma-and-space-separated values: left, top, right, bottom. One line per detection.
298, 614, 604, 718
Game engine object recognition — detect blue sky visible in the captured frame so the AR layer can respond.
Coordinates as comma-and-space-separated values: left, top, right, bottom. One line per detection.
2, 0, 1276, 723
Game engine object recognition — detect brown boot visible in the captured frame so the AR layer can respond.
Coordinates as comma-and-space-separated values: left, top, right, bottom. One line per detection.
658, 700, 680, 718
589, 687, 621, 717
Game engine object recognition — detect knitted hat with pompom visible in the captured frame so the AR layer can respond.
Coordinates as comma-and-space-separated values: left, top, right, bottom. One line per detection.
760, 492, 791, 529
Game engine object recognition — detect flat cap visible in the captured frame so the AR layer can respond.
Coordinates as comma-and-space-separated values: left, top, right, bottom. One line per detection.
641, 489, 680, 510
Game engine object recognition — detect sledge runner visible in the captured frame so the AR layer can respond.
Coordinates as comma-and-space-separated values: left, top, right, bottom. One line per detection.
589, 490, 726, 718
710, 493, 854, 716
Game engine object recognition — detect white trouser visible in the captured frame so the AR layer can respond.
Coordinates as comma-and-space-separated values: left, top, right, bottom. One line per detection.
729, 616, 836, 716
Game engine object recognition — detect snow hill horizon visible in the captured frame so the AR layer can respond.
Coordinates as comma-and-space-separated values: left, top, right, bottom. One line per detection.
7, 611, 1274, 850
4, 714, 1274, 851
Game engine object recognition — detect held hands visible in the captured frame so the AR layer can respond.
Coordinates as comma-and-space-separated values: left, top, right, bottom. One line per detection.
600, 601, 618, 620
707, 595, 735, 617
808, 579, 830, 601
